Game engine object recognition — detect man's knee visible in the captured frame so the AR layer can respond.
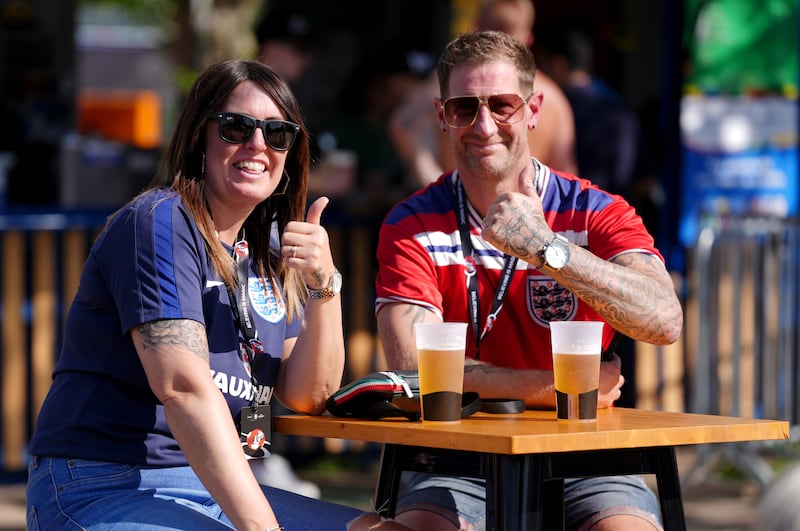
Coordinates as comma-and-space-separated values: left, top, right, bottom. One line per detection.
396, 507, 470, 531
346, 509, 468, 531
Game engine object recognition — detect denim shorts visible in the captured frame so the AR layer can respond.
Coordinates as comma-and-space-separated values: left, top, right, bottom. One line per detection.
26, 456, 362, 530
396, 472, 663, 531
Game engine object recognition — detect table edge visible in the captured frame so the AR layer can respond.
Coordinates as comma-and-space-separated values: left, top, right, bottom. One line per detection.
274, 408, 790, 455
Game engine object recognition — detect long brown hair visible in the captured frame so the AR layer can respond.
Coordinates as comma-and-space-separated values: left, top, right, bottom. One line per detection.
152, 59, 310, 318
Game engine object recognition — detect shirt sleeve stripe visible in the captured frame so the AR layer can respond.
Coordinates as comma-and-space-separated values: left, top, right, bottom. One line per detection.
153, 199, 182, 318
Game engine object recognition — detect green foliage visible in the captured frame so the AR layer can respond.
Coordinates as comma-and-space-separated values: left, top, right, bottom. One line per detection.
79, 0, 177, 26
175, 65, 199, 95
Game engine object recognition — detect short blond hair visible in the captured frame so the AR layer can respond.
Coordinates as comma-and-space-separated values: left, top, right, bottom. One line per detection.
436, 30, 536, 100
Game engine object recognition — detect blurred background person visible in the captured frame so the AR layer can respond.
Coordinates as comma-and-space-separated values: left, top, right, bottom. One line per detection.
324, 40, 436, 219
536, 16, 663, 225
254, 5, 380, 209
254, 7, 315, 87
253, 6, 327, 163
752, 463, 800, 531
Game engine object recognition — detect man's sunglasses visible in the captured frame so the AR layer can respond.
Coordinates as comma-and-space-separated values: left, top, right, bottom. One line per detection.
441, 93, 531, 128
210, 112, 300, 151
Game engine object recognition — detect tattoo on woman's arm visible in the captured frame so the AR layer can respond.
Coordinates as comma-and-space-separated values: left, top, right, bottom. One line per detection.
137, 320, 209, 362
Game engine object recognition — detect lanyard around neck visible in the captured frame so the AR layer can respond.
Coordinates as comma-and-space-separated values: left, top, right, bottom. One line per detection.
226, 239, 262, 402
453, 178, 517, 360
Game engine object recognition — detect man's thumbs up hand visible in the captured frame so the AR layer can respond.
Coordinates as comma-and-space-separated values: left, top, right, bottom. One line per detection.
481, 164, 549, 263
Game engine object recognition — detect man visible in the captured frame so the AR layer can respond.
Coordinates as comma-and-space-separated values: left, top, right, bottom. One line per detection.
364, 31, 682, 531
390, 0, 577, 189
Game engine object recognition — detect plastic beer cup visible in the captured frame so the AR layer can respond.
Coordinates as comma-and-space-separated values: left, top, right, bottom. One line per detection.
549, 321, 604, 421
414, 322, 467, 421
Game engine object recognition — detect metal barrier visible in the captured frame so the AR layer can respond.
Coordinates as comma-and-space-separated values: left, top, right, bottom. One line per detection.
684, 216, 800, 485
690, 216, 799, 423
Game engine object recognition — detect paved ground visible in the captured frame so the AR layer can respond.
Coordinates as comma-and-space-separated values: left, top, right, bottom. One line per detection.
0, 445, 780, 530
0, 483, 25, 531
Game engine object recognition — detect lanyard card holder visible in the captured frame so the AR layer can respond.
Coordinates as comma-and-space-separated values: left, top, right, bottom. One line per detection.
239, 404, 272, 458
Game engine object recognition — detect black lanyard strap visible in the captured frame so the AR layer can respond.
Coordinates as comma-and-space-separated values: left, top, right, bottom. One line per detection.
230, 240, 262, 353
226, 239, 263, 405
453, 178, 517, 360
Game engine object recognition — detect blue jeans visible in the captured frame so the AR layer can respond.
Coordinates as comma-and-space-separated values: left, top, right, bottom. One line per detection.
27, 456, 363, 530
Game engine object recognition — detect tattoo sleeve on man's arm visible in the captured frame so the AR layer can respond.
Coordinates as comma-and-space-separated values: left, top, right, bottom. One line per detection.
565, 252, 682, 344
136, 320, 209, 362
504, 203, 539, 260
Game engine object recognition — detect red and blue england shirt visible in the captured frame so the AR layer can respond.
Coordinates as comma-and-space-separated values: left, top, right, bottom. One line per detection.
375, 160, 663, 370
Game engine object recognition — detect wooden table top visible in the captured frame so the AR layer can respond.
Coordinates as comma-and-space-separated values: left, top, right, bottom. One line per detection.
274, 408, 790, 455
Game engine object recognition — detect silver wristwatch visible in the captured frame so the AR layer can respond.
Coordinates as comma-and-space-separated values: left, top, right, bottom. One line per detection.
539, 233, 570, 273
307, 269, 343, 299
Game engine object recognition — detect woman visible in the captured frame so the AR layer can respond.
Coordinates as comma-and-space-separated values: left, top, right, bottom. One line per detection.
26, 60, 360, 530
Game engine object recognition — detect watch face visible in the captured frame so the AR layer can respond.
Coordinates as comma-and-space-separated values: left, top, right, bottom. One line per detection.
308, 270, 342, 298
331, 272, 343, 294
544, 239, 569, 269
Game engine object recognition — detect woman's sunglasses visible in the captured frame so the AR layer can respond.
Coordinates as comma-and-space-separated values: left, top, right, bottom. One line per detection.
210, 112, 300, 151
441, 93, 531, 128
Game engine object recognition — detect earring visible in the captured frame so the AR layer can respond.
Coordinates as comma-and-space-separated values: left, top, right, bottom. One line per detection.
200, 152, 206, 176
273, 171, 290, 196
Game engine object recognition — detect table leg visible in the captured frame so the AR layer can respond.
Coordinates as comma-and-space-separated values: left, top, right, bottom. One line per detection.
650, 447, 687, 531
374, 445, 489, 519
547, 447, 687, 531
491, 454, 546, 531
375, 444, 401, 517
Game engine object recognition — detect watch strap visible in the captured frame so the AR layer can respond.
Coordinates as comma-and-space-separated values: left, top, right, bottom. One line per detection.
307, 288, 334, 299
307, 269, 341, 299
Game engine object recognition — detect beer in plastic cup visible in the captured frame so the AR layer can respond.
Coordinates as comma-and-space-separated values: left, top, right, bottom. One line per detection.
414, 322, 467, 421
549, 321, 604, 421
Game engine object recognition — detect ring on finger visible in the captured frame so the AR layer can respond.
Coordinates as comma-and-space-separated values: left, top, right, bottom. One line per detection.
291, 245, 297, 258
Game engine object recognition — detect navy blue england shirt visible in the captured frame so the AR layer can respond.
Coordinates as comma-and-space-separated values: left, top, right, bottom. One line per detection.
28, 189, 300, 466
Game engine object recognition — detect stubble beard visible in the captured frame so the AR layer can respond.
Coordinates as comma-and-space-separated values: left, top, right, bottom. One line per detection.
458, 136, 527, 186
